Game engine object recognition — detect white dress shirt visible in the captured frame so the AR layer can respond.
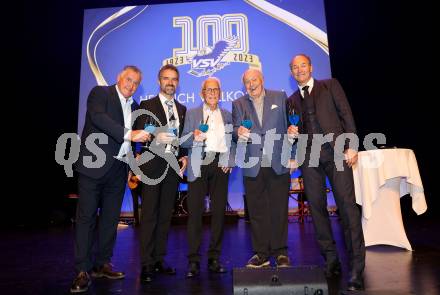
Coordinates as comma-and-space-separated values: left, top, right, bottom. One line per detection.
115, 85, 133, 159
203, 104, 228, 153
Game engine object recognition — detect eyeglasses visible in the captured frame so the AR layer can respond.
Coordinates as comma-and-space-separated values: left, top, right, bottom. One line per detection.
203, 88, 220, 94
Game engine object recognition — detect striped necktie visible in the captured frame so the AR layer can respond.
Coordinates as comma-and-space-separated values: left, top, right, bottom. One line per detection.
165, 99, 178, 154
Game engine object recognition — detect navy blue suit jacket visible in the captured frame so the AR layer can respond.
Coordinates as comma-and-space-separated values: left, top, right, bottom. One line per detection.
76, 85, 138, 179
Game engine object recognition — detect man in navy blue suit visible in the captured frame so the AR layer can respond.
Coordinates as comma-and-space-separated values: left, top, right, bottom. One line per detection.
181, 77, 235, 277
233, 69, 297, 268
287, 54, 365, 291
72, 66, 149, 293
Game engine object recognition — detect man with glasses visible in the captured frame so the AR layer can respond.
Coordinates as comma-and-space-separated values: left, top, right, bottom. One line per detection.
181, 77, 235, 278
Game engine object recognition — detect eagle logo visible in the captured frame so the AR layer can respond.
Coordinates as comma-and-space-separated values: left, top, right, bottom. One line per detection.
187, 36, 238, 77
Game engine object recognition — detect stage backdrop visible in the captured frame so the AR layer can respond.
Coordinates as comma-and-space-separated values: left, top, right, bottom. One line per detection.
78, 0, 333, 213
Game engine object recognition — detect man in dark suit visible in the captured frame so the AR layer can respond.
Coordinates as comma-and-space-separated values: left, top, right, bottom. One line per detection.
135, 64, 187, 283
72, 66, 149, 293
232, 69, 297, 268
180, 77, 235, 278
287, 54, 365, 291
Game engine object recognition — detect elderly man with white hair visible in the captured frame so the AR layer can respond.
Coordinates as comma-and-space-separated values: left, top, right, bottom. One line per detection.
232, 68, 297, 269
181, 77, 235, 278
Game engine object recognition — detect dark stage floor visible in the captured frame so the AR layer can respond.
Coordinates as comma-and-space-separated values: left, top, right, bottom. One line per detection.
1, 213, 439, 295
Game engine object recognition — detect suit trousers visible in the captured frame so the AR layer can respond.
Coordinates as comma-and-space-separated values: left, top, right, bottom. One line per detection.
139, 164, 180, 267
244, 167, 290, 259
187, 156, 229, 262
75, 160, 127, 272
301, 148, 365, 274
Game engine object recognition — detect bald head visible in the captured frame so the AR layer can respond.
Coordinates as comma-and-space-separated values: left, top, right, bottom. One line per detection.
290, 54, 313, 86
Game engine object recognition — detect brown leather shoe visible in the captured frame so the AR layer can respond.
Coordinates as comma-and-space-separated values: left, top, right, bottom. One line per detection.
91, 263, 125, 279
246, 254, 270, 268
276, 255, 291, 268
70, 271, 91, 293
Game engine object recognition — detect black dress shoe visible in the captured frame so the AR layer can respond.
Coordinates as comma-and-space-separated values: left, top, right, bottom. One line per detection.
140, 266, 154, 283
70, 271, 91, 293
154, 261, 176, 275
186, 261, 200, 278
91, 263, 125, 279
347, 273, 364, 291
208, 259, 227, 273
325, 261, 342, 278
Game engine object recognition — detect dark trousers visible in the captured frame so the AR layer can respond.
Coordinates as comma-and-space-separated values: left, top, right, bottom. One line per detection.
75, 160, 127, 272
301, 148, 365, 274
139, 167, 179, 267
130, 186, 141, 226
187, 157, 229, 262
244, 168, 290, 259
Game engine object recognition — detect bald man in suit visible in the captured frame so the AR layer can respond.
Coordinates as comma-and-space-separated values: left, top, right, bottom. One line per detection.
287, 54, 365, 291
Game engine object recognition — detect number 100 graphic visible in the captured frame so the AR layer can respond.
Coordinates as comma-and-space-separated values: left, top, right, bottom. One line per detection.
163, 14, 261, 77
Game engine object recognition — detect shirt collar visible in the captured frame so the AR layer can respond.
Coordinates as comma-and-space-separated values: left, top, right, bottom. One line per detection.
115, 85, 133, 105
203, 103, 219, 113
297, 77, 314, 93
159, 93, 174, 106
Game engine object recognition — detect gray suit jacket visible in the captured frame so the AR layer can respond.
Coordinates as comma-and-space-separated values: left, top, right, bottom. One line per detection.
232, 89, 295, 177
181, 105, 236, 182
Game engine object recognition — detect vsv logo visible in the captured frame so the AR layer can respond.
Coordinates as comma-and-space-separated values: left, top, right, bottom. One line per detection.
192, 59, 215, 68
187, 37, 238, 77
162, 14, 261, 77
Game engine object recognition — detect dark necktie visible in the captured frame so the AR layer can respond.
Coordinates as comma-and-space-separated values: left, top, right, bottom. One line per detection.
302, 85, 310, 99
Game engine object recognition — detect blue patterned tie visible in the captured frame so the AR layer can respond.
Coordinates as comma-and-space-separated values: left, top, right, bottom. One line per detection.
165, 100, 178, 154
165, 100, 175, 124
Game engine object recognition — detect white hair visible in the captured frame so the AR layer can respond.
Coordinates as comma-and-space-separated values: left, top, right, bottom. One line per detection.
201, 76, 221, 90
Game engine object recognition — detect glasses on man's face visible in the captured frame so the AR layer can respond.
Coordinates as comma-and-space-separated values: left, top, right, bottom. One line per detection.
204, 88, 220, 94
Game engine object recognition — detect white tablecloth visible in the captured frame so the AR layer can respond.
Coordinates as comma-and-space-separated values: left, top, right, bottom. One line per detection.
352, 148, 427, 250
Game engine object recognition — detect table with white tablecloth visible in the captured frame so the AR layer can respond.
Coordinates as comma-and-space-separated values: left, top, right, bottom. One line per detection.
352, 148, 427, 250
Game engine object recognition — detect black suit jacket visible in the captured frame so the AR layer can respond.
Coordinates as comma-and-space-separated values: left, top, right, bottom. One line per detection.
76, 85, 139, 179
135, 95, 187, 177
287, 78, 356, 148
